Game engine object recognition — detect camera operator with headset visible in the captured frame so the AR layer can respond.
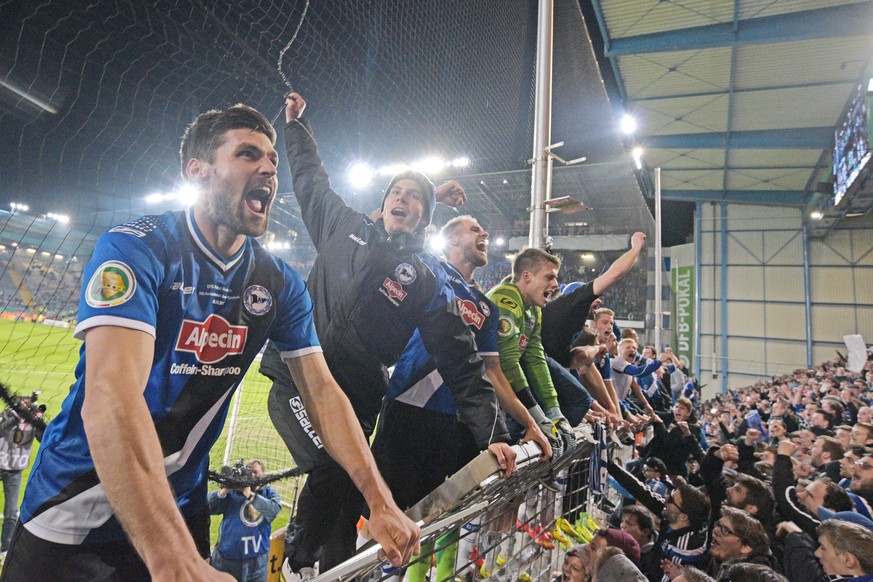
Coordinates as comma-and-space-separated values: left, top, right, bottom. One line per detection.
0, 392, 45, 563
208, 459, 281, 581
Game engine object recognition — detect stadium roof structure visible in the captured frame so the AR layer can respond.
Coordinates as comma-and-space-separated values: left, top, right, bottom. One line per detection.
587, 0, 873, 238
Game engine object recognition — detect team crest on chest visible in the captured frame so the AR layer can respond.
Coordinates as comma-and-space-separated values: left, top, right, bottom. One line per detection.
395, 263, 417, 285
243, 285, 272, 316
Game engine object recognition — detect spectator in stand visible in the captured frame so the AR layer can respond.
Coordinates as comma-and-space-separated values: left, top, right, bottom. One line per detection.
781, 519, 873, 582
704, 507, 774, 579
641, 398, 705, 479
608, 462, 712, 581
851, 423, 873, 448
621, 505, 659, 577
208, 460, 281, 581
836, 425, 854, 451
810, 436, 845, 482
849, 453, 873, 518
645, 458, 672, 498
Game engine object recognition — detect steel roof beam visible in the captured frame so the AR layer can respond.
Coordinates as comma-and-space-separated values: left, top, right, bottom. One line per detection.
662, 189, 808, 205
607, 1, 873, 56
646, 127, 833, 149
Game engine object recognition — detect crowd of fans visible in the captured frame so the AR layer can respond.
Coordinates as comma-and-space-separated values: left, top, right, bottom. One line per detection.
555, 352, 873, 582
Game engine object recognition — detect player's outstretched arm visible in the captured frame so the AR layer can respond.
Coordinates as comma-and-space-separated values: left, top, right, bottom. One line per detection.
591, 231, 646, 295
81, 326, 233, 581
285, 352, 420, 567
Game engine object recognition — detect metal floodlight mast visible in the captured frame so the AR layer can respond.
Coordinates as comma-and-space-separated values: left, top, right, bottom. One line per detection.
529, 0, 554, 250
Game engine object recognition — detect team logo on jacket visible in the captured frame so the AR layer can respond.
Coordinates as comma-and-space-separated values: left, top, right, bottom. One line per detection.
381, 278, 407, 304
240, 501, 264, 527
497, 317, 515, 337
457, 299, 485, 330
175, 314, 248, 364
243, 285, 272, 316
498, 296, 518, 310
395, 263, 416, 285
85, 261, 136, 308
479, 301, 491, 317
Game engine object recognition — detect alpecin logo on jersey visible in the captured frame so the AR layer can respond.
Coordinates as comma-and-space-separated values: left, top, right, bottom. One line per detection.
380, 278, 407, 305
175, 314, 248, 364
457, 298, 485, 330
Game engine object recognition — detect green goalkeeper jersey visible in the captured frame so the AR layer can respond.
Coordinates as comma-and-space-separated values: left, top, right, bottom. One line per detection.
486, 281, 558, 411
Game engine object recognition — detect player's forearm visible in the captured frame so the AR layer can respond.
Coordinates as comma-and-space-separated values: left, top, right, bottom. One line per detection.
581, 367, 619, 414
81, 327, 200, 573
593, 244, 642, 294
288, 356, 396, 513
485, 357, 535, 428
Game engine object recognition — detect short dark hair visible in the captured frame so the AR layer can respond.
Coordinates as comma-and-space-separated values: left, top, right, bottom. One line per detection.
818, 436, 845, 460
621, 505, 655, 535
719, 563, 787, 582
721, 506, 769, 556
674, 477, 710, 530
511, 248, 560, 282
735, 474, 774, 517
180, 104, 276, 176
570, 326, 599, 349
816, 477, 854, 512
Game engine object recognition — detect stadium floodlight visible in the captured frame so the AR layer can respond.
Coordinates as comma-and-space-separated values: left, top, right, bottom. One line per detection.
47, 212, 70, 224
377, 164, 407, 177
10, 202, 29, 212
347, 162, 374, 189
412, 156, 446, 175
580, 253, 595, 261
868, 78, 873, 92
810, 210, 824, 220
493, 237, 505, 248
632, 147, 643, 170
282, 241, 291, 250
26, 248, 36, 253
451, 157, 470, 168
621, 114, 636, 135
145, 192, 164, 204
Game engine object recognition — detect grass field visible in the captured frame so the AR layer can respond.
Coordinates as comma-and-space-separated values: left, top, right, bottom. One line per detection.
0, 318, 299, 558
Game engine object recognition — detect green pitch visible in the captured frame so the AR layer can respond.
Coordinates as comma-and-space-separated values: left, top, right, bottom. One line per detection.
0, 318, 297, 561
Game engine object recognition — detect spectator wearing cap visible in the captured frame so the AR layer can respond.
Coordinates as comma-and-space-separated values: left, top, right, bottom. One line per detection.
781, 519, 873, 582
645, 458, 672, 498
810, 436, 844, 482
591, 527, 642, 565
621, 506, 659, 577
596, 546, 648, 582
707, 507, 775, 579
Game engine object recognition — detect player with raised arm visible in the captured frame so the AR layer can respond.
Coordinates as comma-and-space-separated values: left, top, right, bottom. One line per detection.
2, 104, 417, 581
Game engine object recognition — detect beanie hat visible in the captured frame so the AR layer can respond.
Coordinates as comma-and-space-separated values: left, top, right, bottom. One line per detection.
603, 528, 641, 565
381, 170, 436, 230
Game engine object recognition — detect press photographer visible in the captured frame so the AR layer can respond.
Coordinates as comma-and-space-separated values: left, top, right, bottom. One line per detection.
0, 391, 45, 562
208, 459, 281, 581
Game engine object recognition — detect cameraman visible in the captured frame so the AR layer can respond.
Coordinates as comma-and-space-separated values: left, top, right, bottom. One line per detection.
208, 460, 281, 581
0, 392, 45, 562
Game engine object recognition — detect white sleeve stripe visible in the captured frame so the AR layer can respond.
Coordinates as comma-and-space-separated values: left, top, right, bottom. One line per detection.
279, 346, 323, 359
73, 316, 156, 341
479, 350, 499, 357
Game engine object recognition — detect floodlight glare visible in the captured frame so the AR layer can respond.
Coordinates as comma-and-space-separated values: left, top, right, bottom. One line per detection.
10, 202, 29, 212
621, 114, 636, 134
810, 210, 824, 220
632, 147, 643, 170
176, 183, 199, 207
145, 193, 164, 204
379, 164, 408, 177
413, 157, 445, 175
493, 237, 506, 248
451, 157, 470, 168
347, 162, 374, 189
428, 234, 445, 254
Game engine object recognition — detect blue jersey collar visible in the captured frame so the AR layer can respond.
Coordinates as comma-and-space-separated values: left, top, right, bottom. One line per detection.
185, 208, 247, 272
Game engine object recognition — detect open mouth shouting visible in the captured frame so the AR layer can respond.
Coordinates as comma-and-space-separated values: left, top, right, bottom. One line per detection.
245, 186, 273, 216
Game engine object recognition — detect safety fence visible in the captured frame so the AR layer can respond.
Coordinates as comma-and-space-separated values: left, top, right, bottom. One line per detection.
299, 424, 631, 582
